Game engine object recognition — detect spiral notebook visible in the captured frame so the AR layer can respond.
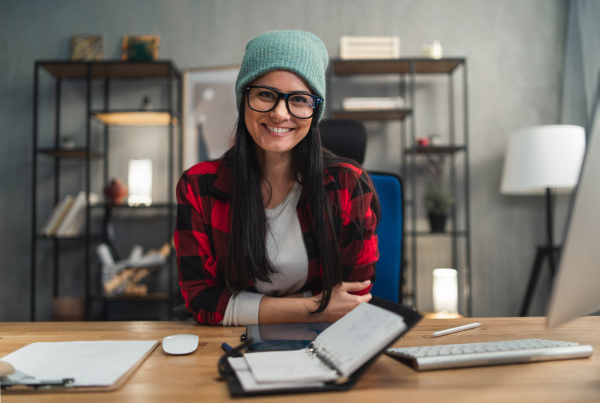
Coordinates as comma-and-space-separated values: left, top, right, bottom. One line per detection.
219, 297, 422, 396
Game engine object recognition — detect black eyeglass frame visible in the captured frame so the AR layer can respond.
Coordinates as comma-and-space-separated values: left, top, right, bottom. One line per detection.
245, 85, 323, 119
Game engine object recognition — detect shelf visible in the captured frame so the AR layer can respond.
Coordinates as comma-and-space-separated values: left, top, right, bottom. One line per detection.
38, 148, 104, 158
91, 292, 170, 301
331, 58, 465, 75
93, 203, 176, 209
32, 59, 182, 321
333, 109, 411, 120
38, 60, 181, 79
92, 111, 178, 126
408, 231, 469, 237
329, 57, 471, 314
35, 234, 101, 240
405, 145, 467, 154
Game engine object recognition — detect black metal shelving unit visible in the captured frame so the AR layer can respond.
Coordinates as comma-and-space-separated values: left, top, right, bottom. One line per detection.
328, 58, 472, 315
31, 60, 182, 321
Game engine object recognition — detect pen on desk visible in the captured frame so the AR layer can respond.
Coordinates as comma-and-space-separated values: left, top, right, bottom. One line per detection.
433, 322, 481, 338
221, 343, 234, 353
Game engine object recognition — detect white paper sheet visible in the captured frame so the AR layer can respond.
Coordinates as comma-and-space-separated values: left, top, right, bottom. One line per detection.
243, 349, 339, 384
228, 357, 325, 391
1, 340, 157, 387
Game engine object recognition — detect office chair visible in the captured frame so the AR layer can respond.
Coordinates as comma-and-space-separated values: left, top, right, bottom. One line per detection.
319, 119, 367, 164
319, 119, 404, 303
367, 171, 404, 303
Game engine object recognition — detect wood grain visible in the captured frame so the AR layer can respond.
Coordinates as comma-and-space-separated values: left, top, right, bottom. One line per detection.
1, 317, 598, 402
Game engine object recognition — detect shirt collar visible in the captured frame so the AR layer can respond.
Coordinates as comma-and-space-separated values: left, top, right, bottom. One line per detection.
211, 160, 233, 197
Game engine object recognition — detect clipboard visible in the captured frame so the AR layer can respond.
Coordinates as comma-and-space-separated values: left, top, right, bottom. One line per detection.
218, 297, 422, 397
0, 340, 158, 393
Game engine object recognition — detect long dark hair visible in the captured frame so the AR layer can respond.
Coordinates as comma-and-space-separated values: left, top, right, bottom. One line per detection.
223, 101, 380, 313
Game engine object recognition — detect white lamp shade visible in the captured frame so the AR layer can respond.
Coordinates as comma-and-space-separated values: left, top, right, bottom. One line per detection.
128, 159, 153, 206
500, 125, 585, 195
433, 268, 458, 314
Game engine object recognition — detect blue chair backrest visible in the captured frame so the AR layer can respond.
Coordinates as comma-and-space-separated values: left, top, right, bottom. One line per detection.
369, 172, 404, 303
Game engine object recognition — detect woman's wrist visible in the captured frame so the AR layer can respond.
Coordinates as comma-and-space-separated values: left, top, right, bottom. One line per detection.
258, 295, 320, 323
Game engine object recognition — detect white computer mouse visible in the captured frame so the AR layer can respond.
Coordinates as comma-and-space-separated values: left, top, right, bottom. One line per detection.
162, 334, 199, 355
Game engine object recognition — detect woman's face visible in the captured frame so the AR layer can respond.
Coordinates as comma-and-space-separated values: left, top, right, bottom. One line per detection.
244, 70, 314, 162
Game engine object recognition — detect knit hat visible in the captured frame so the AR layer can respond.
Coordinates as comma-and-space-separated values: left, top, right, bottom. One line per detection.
235, 30, 329, 121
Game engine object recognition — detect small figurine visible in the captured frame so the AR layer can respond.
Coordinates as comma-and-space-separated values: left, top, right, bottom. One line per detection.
141, 95, 152, 110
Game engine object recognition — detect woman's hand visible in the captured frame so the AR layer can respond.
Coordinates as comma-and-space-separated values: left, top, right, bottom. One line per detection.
258, 281, 371, 324
309, 280, 372, 322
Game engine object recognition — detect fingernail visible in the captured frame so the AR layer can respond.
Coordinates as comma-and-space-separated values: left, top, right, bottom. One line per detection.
362, 280, 371, 285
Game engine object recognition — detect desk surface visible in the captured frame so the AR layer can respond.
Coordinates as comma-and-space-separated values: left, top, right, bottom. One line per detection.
1, 317, 599, 402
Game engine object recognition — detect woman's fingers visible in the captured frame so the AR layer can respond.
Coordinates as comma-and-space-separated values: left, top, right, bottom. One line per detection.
340, 280, 371, 293
358, 292, 373, 303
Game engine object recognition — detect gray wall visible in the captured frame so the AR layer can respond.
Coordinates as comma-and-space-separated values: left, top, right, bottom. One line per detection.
0, 0, 569, 321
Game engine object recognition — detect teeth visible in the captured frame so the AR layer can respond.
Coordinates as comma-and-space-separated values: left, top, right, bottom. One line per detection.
267, 125, 292, 134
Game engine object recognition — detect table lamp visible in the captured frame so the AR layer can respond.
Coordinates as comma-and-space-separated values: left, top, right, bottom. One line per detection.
500, 124, 585, 316
128, 159, 153, 206
433, 268, 458, 314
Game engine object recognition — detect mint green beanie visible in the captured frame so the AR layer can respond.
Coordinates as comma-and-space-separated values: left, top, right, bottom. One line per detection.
235, 30, 329, 121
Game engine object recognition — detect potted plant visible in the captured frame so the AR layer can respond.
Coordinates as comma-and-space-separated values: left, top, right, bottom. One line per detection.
424, 182, 454, 233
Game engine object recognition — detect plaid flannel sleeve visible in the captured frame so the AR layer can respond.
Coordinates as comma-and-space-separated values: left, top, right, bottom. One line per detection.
174, 171, 232, 325
333, 166, 379, 295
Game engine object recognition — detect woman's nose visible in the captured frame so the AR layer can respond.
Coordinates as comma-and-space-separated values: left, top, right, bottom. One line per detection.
269, 98, 290, 119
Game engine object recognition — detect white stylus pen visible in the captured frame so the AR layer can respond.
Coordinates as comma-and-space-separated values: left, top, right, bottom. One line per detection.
432, 322, 481, 338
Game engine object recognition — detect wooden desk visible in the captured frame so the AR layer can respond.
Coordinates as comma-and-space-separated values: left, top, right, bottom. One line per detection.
1, 317, 599, 402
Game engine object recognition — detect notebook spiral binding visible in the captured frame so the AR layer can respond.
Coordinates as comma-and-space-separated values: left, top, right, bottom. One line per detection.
306, 341, 349, 384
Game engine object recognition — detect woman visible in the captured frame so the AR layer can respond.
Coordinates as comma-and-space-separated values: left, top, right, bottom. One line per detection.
175, 30, 380, 326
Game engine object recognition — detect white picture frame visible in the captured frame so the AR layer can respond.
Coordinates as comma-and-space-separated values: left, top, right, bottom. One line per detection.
182, 66, 240, 170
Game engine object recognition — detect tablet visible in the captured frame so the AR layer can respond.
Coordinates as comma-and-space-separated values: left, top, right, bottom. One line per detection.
243, 322, 332, 351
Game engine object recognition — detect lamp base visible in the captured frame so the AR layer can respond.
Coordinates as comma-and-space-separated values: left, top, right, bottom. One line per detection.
520, 245, 561, 316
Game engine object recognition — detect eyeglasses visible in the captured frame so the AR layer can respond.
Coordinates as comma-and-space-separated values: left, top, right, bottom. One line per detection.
245, 86, 323, 119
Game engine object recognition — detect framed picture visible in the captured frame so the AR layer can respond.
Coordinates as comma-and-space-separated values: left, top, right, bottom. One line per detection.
70, 35, 103, 60
121, 35, 160, 61
183, 66, 240, 170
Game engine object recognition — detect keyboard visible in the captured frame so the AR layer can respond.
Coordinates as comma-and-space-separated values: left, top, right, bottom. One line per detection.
386, 339, 593, 371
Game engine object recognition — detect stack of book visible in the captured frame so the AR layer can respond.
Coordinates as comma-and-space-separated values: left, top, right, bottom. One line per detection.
39, 191, 98, 237
340, 35, 400, 60
342, 96, 406, 111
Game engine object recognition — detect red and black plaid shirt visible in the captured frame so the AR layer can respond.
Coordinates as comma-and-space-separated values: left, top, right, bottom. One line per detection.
174, 159, 378, 325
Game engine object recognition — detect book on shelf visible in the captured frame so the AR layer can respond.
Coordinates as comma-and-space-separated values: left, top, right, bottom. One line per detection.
39, 195, 74, 237
342, 96, 406, 111
54, 191, 87, 237
219, 298, 422, 396
40, 192, 100, 237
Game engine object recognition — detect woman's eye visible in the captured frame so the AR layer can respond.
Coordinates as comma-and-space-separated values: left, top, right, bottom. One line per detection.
290, 95, 311, 105
258, 91, 276, 100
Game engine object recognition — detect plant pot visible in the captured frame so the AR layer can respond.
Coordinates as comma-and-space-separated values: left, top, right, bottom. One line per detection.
52, 297, 85, 321
428, 213, 447, 233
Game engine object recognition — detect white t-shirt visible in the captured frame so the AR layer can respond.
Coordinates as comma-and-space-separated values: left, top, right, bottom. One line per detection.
222, 182, 310, 326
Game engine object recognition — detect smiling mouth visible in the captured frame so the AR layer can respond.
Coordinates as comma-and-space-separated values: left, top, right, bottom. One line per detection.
265, 124, 293, 134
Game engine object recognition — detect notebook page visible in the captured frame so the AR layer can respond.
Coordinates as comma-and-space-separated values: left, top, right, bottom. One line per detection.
228, 357, 325, 391
314, 302, 406, 376
243, 349, 339, 384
